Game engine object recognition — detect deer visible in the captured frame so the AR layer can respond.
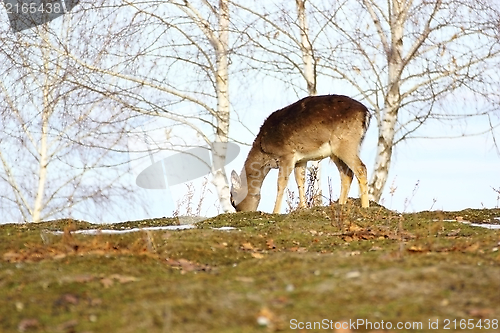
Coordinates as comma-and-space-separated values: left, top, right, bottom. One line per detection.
230, 95, 370, 214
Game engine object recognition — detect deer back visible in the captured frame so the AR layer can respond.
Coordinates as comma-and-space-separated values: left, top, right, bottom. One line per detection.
255, 95, 370, 159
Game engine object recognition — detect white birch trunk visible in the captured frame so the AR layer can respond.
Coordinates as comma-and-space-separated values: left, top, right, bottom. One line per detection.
32, 111, 49, 222
296, 0, 322, 206
32, 48, 52, 223
368, 0, 405, 202
296, 0, 316, 96
210, 0, 234, 212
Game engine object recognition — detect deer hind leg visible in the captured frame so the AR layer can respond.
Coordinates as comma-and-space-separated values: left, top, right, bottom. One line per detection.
331, 156, 354, 205
294, 161, 307, 208
356, 162, 369, 208
274, 158, 295, 214
334, 147, 369, 208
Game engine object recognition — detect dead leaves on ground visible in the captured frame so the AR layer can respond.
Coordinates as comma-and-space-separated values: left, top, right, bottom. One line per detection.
335, 224, 496, 258
256, 306, 286, 332
165, 258, 213, 273
467, 307, 495, 318
18, 291, 102, 332
3, 221, 494, 270
2, 225, 214, 273
3, 225, 155, 263
240, 241, 267, 259
239, 238, 308, 259
57, 273, 138, 289
407, 241, 491, 255
18, 318, 40, 332
332, 224, 416, 242
236, 223, 418, 259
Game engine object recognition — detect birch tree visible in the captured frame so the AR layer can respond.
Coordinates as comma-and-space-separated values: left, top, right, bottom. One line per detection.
235, 1, 328, 206
296, 0, 322, 205
240, 0, 500, 203
0, 24, 140, 223
318, 0, 500, 202
47, 0, 237, 213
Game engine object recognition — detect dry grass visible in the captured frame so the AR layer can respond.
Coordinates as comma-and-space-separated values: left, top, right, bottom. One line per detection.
0, 204, 499, 333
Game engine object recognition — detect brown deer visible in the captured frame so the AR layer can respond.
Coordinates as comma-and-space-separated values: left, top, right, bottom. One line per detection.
230, 95, 370, 213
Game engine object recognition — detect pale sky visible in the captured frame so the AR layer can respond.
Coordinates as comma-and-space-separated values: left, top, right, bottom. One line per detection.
2, 2, 499, 223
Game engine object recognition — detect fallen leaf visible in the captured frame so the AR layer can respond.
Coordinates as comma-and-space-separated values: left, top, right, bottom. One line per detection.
408, 245, 426, 253
345, 271, 361, 279
256, 307, 275, 327
89, 298, 103, 307
235, 276, 254, 283
70, 274, 95, 283
266, 239, 276, 249
271, 295, 290, 305
446, 229, 461, 237
177, 258, 198, 272
348, 224, 364, 232
468, 308, 494, 318
54, 293, 79, 308
465, 243, 480, 252
251, 252, 265, 259
213, 242, 228, 249
15, 301, 24, 312
165, 258, 212, 273
240, 242, 255, 251
288, 246, 307, 252
3, 252, 23, 262
100, 278, 114, 288
18, 318, 40, 332
52, 253, 67, 260
109, 274, 138, 284
57, 319, 79, 332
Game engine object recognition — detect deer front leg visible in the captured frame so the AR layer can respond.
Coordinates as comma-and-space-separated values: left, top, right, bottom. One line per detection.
273, 161, 294, 214
294, 161, 307, 208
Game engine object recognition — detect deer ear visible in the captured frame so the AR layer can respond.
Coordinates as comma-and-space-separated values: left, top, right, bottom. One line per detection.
231, 170, 241, 189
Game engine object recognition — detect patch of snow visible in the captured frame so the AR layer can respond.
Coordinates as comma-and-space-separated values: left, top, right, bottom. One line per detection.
213, 226, 237, 231
438, 219, 500, 230
51, 225, 196, 235
50, 224, 238, 235
468, 223, 500, 230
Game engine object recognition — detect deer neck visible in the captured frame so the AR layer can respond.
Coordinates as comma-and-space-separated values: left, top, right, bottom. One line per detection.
244, 148, 273, 193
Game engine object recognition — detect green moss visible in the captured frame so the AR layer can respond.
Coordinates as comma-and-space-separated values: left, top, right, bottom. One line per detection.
0, 203, 499, 332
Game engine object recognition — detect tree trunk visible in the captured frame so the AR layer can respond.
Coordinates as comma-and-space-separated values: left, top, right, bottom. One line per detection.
33, 49, 51, 223
32, 112, 49, 223
368, 105, 398, 202
211, 0, 234, 212
296, 0, 322, 206
368, 0, 404, 202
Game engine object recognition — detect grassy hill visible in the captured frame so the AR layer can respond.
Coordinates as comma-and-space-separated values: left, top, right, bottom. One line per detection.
1, 202, 499, 332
